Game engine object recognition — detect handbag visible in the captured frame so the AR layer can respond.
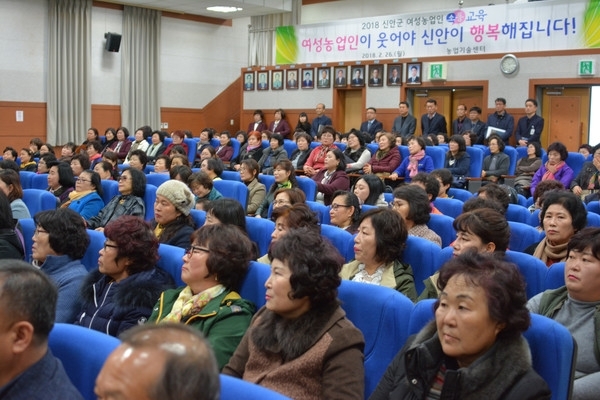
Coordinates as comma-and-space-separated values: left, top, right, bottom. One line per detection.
451, 175, 466, 189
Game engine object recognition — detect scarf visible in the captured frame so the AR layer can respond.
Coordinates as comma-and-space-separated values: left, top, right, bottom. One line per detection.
160, 284, 225, 323
61, 190, 94, 209
542, 161, 565, 182
588, 171, 599, 190
532, 238, 568, 267
246, 144, 260, 152
408, 149, 425, 178
376, 148, 390, 161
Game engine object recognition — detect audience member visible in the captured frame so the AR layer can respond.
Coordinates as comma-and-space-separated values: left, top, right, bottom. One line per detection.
391, 185, 441, 246
313, 149, 350, 205
151, 180, 196, 248
514, 141, 543, 197
0, 169, 31, 219
363, 132, 401, 178
63, 169, 104, 220
530, 141, 574, 195
240, 159, 266, 216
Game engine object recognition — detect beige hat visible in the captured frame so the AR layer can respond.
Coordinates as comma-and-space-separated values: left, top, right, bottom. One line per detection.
156, 180, 194, 216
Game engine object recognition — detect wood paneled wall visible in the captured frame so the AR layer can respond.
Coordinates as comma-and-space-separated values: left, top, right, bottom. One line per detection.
0, 101, 47, 150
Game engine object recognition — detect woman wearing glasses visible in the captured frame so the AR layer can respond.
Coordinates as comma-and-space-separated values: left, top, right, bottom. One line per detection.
76, 215, 174, 336
85, 167, 146, 230
149, 224, 255, 370
328, 190, 360, 234
63, 170, 104, 220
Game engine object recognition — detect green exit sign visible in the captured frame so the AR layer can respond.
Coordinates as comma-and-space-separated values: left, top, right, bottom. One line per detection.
578, 60, 595, 76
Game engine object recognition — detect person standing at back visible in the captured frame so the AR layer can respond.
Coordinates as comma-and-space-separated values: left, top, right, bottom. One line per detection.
515, 98, 544, 146
421, 99, 447, 135
311, 103, 332, 137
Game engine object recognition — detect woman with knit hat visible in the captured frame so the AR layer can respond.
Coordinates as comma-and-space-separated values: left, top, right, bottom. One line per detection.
151, 180, 196, 249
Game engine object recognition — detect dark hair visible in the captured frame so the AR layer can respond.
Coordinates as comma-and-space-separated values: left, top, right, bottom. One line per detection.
328, 148, 346, 171
121, 167, 147, 197
447, 135, 467, 157
235, 130, 248, 144
271, 203, 320, 233
240, 159, 260, 180
205, 198, 247, 232
357, 208, 407, 264
170, 145, 187, 157
431, 168, 453, 190
526, 98, 538, 107
200, 145, 217, 159
104, 216, 158, 275
399, 101, 410, 108
0, 191, 14, 229
568, 227, 600, 260
477, 183, 510, 212
152, 130, 166, 143
3, 147, 17, 159
411, 172, 440, 202
30, 137, 44, 149
188, 171, 213, 191
120, 324, 219, 400
64, 142, 77, 153
96, 161, 117, 179
79, 170, 103, 197
532, 180, 565, 205
486, 134, 505, 151
0, 260, 57, 340
129, 149, 148, 169
462, 196, 506, 215
547, 141, 568, 161
87, 140, 103, 153
495, 97, 506, 105
271, 133, 284, 147
71, 153, 91, 170
469, 106, 482, 114
0, 169, 23, 201
406, 135, 426, 150
20, 148, 33, 158
137, 125, 153, 139
318, 125, 336, 140
540, 191, 587, 233
40, 143, 54, 155
202, 158, 223, 177
0, 160, 19, 173
219, 131, 231, 146
356, 174, 385, 206
104, 127, 117, 139
347, 130, 365, 148
39, 153, 57, 167
579, 144, 593, 154
453, 208, 510, 253
393, 185, 431, 225
116, 126, 130, 138
270, 228, 343, 309
530, 142, 544, 158
253, 110, 265, 120
269, 160, 298, 194
275, 108, 286, 120
273, 187, 306, 205
102, 151, 119, 165
155, 155, 172, 170
295, 132, 312, 145
192, 224, 252, 291
426, 98, 437, 105
436, 252, 530, 340
170, 165, 193, 183
331, 190, 361, 230
87, 128, 100, 139
34, 208, 90, 259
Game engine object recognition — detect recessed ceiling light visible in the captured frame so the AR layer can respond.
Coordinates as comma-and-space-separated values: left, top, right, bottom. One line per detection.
206, 6, 242, 13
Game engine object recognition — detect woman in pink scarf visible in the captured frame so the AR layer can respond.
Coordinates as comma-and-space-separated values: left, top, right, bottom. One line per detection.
530, 141, 574, 195
389, 136, 434, 183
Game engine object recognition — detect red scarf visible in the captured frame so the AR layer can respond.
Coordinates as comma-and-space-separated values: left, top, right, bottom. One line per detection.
542, 161, 565, 181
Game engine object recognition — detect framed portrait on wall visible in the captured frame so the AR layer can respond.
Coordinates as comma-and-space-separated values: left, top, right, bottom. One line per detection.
406, 62, 422, 85
272, 70, 284, 90
350, 66, 365, 87
317, 67, 331, 88
301, 68, 314, 89
368, 65, 384, 87
387, 64, 402, 86
243, 72, 254, 91
333, 66, 347, 87
257, 72, 269, 91
286, 69, 299, 90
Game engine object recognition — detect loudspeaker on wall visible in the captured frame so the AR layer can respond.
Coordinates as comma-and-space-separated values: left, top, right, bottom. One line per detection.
104, 32, 121, 52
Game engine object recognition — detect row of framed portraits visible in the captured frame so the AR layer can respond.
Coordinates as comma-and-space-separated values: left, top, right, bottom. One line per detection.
243, 62, 423, 91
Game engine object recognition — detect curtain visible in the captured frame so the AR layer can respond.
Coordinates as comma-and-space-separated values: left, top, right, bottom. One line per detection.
248, 0, 299, 66
47, 0, 92, 145
121, 6, 161, 131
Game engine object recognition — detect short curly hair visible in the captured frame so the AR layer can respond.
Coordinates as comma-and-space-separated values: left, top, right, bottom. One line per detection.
34, 208, 90, 259
393, 185, 431, 225
191, 224, 253, 292
547, 141, 568, 161
270, 227, 343, 309
104, 216, 158, 275
435, 251, 530, 340
357, 208, 407, 264
540, 191, 587, 233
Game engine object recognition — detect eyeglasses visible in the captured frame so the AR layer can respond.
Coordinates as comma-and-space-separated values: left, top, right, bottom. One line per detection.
272, 199, 291, 206
34, 228, 49, 236
185, 245, 210, 256
330, 203, 351, 211
103, 241, 118, 251
118, 175, 129, 182
388, 201, 403, 210
78, 178, 92, 183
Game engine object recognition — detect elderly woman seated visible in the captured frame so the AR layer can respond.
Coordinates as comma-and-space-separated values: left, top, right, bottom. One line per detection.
340, 208, 417, 301
528, 227, 600, 400
149, 224, 255, 370
371, 252, 551, 399
223, 229, 365, 399
391, 185, 441, 247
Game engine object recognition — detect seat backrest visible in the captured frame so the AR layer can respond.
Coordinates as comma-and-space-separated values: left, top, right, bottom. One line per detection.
506, 203, 531, 224
508, 221, 544, 253
30, 173, 49, 190
338, 280, 414, 399
82, 229, 104, 271
408, 298, 436, 335
221, 170, 242, 181
183, 138, 198, 165
425, 145, 446, 169
220, 374, 291, 399
320, 224, 354, 262
402, 235, 443, 294
100, 180, 120, 205
465, 146, 484, 178
22, 189, 57, 216
157, 243, 185, 286
503, 145, 518, 175
19, 218, 35, 262
19, 171, 36, 189
397, 145, 410, 160
283, 139, 297, 158
257, 173, 275, 190
524, 313, 576, 400
544, 261, 565, 290
586, 211, 600, 227
229, 138, 241, 161
334, 141, 347, 152
528, 208, 541, 228
144, 184, 157, 221
213, 180, 248, 209
426, 213, 455, 248
296, 176, 317, 201
49, 323, 121, 400
239, 261, 271, 310
190, 209, 206, 228
145, 173, 170, 187
431, 245, 454, 279
586, 200, 600, 215
447, 187, 473, 202
432, 197, 463, 218
306, 200, 331, 225
506, 250, 547, 298
245, 216, 275, 256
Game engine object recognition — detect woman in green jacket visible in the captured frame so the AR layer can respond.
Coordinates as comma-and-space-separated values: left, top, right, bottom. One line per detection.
148, 224, 255, 370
